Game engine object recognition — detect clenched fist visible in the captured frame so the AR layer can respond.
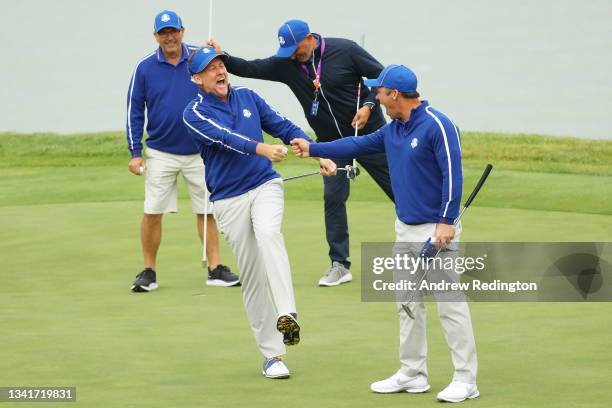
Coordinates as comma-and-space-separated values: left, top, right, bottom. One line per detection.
128, 157, 145, 176
318, 158, 337, 176
256, 143, 289, 162
290, 138, 311, 158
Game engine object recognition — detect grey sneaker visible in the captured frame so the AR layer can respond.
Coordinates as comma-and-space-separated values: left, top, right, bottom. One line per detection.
207, 264, 241, 287
131, 268, 158, 292
318, 261, 352, 287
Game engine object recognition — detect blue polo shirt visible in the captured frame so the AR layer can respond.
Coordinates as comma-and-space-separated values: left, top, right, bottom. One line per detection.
126, 43, 200, 157
310, 101, 463, 225
183, 86, 313, 201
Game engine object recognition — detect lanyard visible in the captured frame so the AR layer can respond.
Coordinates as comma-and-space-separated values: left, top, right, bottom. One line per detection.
300, 37, 325, 91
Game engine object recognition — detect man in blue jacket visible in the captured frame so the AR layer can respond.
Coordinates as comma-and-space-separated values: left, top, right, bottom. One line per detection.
126, 10, 239, 292
208, 19, 394, 287
183, 46, 336, 379
291, 65, 479, 402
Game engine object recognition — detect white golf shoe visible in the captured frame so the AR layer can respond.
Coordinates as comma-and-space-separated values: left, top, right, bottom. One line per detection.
436, 381, 479, 402
370, 370, 431, 393
262, 357, 290, 379
318, 262, 353, 286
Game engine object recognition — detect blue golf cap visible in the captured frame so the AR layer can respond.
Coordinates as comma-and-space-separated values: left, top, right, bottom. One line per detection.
276, 19, 310, 58
188, 46, 228, 74
364, 65, 418, 93
154, 10, 183, 33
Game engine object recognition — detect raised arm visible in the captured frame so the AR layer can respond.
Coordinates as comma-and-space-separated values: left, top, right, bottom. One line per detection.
208, 39, 284, 82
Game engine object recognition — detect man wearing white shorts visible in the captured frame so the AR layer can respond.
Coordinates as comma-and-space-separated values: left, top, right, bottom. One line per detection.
183, 46, 336, 378
291, 65, 479, 402
126, 10, 239, 292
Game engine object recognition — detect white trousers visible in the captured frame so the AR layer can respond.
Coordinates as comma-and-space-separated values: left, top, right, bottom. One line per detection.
395, 219, 478, 383
144, 148, 212, 214
213, 179, 296, 358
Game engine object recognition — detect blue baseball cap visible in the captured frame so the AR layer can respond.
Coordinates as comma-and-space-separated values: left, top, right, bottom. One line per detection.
154, 10, 183, 33
364, 65, 418, 93
188, 46, 228, 74
276, 19, 310, 58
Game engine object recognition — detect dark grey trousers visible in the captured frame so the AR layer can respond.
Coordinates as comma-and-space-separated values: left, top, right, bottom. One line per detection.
323, 153, 395, 269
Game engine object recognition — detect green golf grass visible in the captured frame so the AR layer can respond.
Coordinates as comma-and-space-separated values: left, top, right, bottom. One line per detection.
1, 132, 611, 407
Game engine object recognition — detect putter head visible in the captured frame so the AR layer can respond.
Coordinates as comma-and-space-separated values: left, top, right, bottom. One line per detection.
401, 303, 416, 319
345, 165, 361, 181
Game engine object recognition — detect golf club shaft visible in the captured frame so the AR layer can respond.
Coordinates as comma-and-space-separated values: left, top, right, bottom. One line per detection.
283, 166, 359, 182
352, 83, 361, 169
353, 35, 365, 169
208, 0, 213, 40
203, 0, 214, 268
282, 171, 320, 182
202, 166, 208, 268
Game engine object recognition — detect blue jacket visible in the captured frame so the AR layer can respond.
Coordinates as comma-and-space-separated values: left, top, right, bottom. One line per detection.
126, 44, 200, 157
310, 101, 463, 225
183, 86, 313, 201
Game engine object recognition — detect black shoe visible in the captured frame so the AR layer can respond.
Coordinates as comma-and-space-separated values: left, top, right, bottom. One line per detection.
131, 268, 158, 292
207, 264, 240, 287
277, 313, 300, 346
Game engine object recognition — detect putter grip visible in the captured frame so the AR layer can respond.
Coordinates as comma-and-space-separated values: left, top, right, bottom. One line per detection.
463, 164, 493, 209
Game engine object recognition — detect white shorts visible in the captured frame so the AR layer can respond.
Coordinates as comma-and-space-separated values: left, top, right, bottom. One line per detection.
144, 147, 212, 215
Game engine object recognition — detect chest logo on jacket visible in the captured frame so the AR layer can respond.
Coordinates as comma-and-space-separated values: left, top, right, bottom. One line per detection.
411, 137, 418, 149
243, 109, 252, 118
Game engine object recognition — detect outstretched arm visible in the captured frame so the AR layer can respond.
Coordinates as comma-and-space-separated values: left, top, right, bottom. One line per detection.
208, 39, 284, 82
291, 127, 387, 159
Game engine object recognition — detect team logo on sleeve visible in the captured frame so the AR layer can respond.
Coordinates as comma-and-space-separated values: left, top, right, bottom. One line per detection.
411, 138, 418, 149
278, 36, 285, 45
243, 109, 252, 118
161, 14, 170, 22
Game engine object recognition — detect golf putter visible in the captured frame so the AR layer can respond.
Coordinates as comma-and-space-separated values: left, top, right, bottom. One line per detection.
283, 164, 360, 182
401, 164, 493, 319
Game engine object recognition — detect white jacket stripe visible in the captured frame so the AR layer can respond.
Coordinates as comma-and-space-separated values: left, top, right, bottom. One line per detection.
425, 106, 453, 218
184, 95, 252, 154
126, 51, 155, 151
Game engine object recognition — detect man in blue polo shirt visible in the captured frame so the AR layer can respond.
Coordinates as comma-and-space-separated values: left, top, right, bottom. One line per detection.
183, 46, 336, 379
126, 10, 238, 292
291, 65, 479, 402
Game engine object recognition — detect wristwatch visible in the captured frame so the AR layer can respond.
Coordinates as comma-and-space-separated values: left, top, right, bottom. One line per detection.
363, 102, 375, 111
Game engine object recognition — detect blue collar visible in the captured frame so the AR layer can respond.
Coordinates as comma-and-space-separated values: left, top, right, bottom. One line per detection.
157, 44, 190, 65
396, 100, 429, 127
198, 86, 234, 107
